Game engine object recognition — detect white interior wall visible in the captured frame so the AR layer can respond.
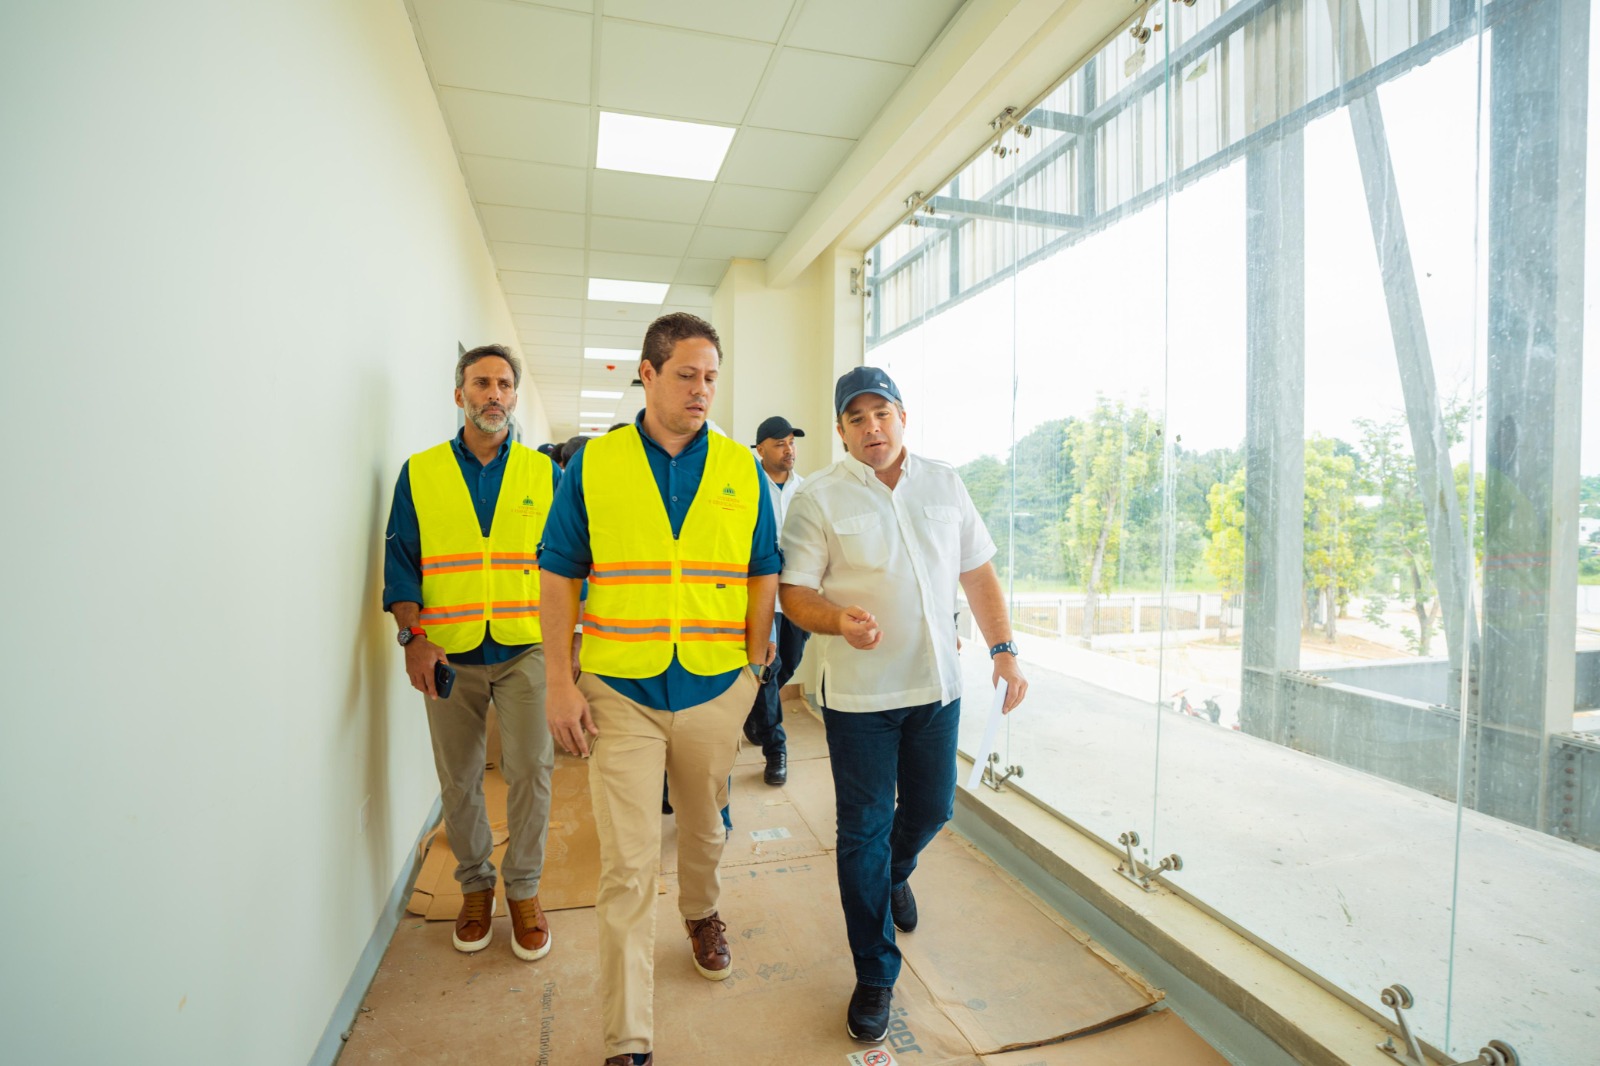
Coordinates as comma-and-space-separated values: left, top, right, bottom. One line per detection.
712, 252, 864, 475
0, 2, 542, 1061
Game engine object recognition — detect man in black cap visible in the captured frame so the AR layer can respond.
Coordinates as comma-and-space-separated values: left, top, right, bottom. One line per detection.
779, 367, 1028, 1043
743, 415, 810, 786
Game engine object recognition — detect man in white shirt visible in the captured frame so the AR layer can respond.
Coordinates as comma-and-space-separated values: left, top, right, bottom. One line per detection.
779, 367, 1028, 1044
742, 415, 810, 786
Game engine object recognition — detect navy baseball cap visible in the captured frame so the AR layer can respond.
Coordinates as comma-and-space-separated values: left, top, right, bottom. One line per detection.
755, 415, 805, 445
834, 366, 902, 416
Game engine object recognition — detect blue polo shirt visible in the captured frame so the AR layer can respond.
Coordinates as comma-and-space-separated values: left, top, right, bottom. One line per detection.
539, 415, 782, 711
383, 430, 561, 666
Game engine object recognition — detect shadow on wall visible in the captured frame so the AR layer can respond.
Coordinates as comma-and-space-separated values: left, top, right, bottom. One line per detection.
343, 395, 399, 907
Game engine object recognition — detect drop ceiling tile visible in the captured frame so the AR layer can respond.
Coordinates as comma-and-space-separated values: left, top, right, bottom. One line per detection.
703, 184, 814, 232
527, 344, 581, 360
510, 0, 591, 11
515, 313, 585, 334
480, 204, 587, 247
719, 127, 854, 192
746, 49, 909, 139
507, 294, 585, 317
689, 226, 784, 260
586, 250, 681, 283
499, 271, 588, 298
493, 241, 585, 274
600, 0, 793, 42
787, 0, 965, 65
676, 258, 730, 286
439, 89, 590, 166
463, 156, 587, 213
413, 0, 591, 103
588, 216, 694, 257
521, 332, 583, 348
585, 299, 662, 325
666, 284, 716, 307
598, 20, 770, 124
590, 171, 713, 224
585, 325, 648, 347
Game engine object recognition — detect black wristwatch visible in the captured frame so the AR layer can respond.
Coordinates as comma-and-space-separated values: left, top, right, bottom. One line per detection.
988, 640, 1019, 658
397, 626, 426, 647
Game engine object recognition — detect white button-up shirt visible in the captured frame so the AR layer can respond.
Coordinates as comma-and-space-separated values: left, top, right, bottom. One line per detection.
780, 451, 995, 712
763, 468, 803, 625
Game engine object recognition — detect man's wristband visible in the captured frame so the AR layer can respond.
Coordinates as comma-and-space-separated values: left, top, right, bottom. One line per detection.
989, 640, 1019, 658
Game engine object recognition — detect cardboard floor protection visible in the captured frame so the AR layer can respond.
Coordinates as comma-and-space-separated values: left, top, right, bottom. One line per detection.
407, 751, 611, 919
358, 694, 1227, 1065
899, 833, 1160, 1054
977, 1009, 1229, 1065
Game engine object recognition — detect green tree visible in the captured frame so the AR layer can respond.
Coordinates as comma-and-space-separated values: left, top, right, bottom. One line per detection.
1304, 436, 1373, 641
1064, 399, 1162, 641
1203, 466, 1246, 639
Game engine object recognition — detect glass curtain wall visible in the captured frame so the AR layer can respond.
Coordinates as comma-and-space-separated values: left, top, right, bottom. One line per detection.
864, 2, 1598, 1063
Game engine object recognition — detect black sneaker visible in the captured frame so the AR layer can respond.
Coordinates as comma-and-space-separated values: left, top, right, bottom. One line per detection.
846, 982, 893, 1043
763, 750, 788, 787
890, 881, 918, 933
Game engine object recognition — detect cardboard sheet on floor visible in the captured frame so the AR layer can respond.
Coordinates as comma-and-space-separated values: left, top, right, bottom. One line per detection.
977, 1009, 1229, 1065
407, 751, 621, 919
347, 857, 986, 1066
734, 697, 831, 767
659, 770, 828, 874
900, 833, 1160, 1054
783, 750, 839, 850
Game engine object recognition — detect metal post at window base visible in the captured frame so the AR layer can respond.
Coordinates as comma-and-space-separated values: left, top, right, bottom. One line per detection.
1376, 984, 1520, 1066
1114, 830, 1182, 891
981, 752, 1023, 792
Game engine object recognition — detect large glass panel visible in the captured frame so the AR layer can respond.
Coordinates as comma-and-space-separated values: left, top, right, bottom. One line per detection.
865, 2, 1598, 1061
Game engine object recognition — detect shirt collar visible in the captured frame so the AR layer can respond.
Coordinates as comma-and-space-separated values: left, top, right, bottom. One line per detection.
452, 427, 510, 468
633, 409, 709, 458
842, 448, 912, 486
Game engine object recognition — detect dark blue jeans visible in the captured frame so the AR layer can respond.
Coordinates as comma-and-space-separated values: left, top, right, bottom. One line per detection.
742, 615, 810, 756
822, 698, 959, 987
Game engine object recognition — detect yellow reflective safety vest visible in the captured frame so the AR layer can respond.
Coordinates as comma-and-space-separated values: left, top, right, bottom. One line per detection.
580, 426, 759, 677
409, 439, 554, 653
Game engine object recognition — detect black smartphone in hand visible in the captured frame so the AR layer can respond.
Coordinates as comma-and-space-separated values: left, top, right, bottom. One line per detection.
434, 661, 456, 699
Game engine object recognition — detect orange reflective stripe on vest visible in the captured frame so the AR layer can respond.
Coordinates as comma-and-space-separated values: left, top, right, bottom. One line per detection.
578, 427, 759, 678
409, 440, 554, 654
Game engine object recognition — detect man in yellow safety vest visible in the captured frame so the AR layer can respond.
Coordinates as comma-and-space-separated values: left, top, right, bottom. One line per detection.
540, 313, 779, 1066
383, 343, 562, 965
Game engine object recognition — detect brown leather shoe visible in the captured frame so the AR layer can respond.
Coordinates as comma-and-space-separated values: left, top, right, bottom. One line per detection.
508, 894, 552, 961
602, 1054, 652, 1065
452, 888, 495, 953
685, 912, 731, 980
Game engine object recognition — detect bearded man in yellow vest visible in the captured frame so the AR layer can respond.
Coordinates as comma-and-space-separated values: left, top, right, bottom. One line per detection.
383, 343, 563, 964
540, 313, 779, 1066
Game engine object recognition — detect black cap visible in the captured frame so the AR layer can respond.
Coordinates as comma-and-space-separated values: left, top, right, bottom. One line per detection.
755, 415, 806, 445
834, 366, 902, 416
536, 442, 560, 459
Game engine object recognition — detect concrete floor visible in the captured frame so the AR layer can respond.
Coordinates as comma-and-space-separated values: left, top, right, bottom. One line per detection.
958, 641, 1600, 1066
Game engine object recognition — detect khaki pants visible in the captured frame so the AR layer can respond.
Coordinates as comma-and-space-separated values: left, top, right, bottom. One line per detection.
582, 669, 758, 1057
424, 646, 553, 901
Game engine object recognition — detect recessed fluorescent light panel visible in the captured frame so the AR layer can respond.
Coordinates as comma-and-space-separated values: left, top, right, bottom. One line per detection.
587, 278, 669, 304
596, 111, 736, 182
585, 346, 641, 361
580, 411, 614, 418
582, 390, 624, 399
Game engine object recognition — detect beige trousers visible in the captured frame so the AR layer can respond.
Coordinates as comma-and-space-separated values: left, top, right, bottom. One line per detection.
581, 669, 758, 1057
424, 646, 553, 901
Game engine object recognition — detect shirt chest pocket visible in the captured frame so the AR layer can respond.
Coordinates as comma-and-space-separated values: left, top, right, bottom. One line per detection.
920, 505, 961, 559
831, 511, 891, 570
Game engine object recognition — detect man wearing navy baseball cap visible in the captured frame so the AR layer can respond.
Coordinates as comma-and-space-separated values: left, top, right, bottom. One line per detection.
778, 366, 1029, 1043
743, 415, 811, 787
